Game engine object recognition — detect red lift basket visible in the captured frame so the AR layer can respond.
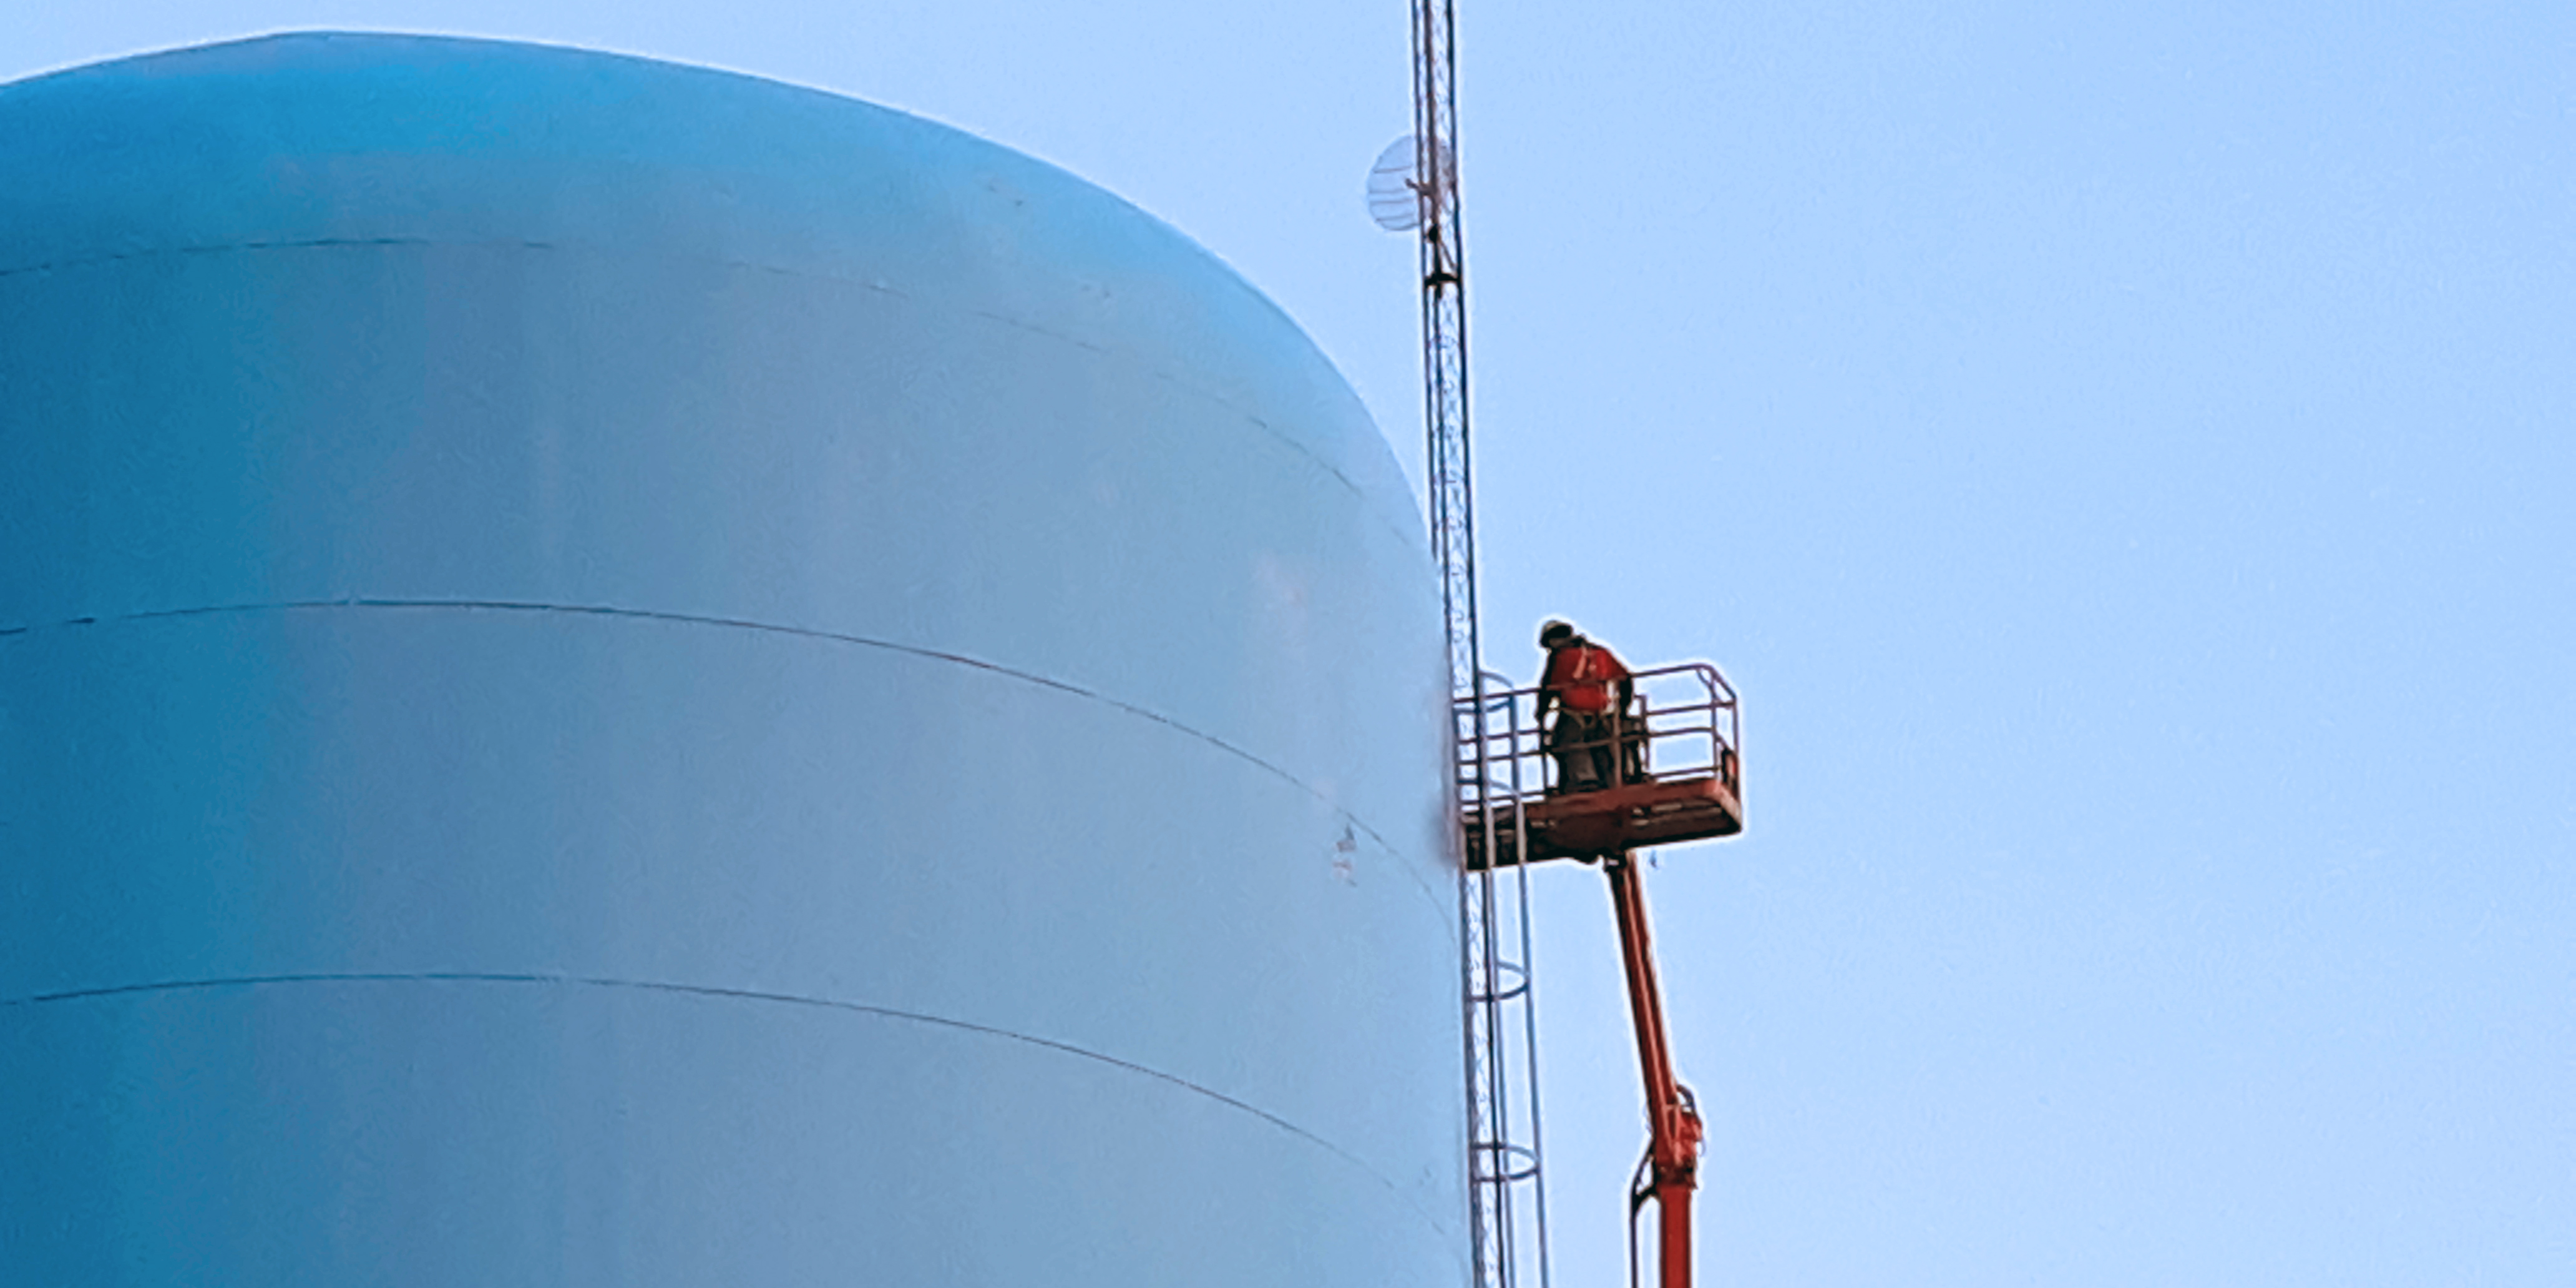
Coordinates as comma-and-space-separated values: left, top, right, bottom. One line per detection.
1458, 661, 1744, 869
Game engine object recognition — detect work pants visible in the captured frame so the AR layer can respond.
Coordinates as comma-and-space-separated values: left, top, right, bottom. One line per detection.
1547, 710, 1627, 794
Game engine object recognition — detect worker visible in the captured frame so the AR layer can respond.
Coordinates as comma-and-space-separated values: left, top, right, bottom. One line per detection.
1535, 619, 1636, 794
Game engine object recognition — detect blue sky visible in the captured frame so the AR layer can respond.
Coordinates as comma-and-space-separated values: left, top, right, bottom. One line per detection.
14, 3, 2570, 1284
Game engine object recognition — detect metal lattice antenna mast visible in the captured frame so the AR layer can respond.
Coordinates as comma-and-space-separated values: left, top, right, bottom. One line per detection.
1409, 4, 1553, 1288
1410, 11, 1473, 704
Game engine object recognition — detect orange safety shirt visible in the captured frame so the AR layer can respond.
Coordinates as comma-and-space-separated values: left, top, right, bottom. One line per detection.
1542, 642, 1630, 713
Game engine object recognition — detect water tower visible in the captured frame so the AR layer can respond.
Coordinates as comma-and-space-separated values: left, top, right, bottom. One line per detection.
0, 34, 1462, 1285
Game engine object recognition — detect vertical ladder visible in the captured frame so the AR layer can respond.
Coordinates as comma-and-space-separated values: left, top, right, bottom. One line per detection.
1454, 675, 1555, 1288
1410, 1, 1553, 1284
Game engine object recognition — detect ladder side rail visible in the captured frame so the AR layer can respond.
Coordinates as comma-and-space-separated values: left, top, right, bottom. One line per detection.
1458, 793, 1502, 1288
1456, 703, 1507, 1288
1455, 690, 1538, 1288
1508, 778, 1555, 1288
1475, 861, 1516, 1288
1486, 670, 1556, 1288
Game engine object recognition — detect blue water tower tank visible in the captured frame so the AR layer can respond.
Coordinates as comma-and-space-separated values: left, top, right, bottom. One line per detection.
0, 34, 1461, 1285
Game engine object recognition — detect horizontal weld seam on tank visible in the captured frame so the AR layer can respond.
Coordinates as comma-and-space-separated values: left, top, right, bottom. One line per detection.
0, 241, 895, 311
967, 307, 1113, 356
959, 302, 1393, 535
0, 968, 1456, 1239
0, 236, 550, 279
0, 238, 1419, 548
3, 597, 1449, 920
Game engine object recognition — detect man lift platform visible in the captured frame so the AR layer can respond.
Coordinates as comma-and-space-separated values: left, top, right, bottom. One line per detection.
1454, 655, 1743, 1288
1460, 660, 1743, 870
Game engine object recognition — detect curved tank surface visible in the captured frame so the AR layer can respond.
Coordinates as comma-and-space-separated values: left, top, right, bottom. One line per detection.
0, 34, 1460, 1286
